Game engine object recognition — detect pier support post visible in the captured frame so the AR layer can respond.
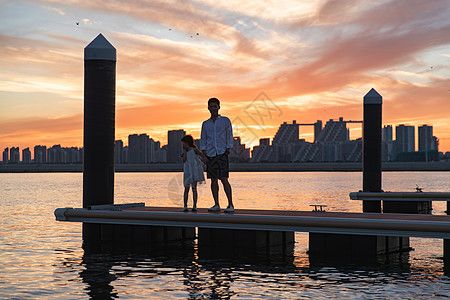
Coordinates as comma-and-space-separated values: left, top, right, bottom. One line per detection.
82, 34, 116, 245
83, 33, 116, 208
308, 89, 409, 261
363, 88, 382, 213
197, 228, 294, 260
445, 203, 450, 275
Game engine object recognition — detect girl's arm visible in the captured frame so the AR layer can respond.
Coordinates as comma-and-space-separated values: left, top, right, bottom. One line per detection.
194, 147, 208, 164
180, 149, 187, 163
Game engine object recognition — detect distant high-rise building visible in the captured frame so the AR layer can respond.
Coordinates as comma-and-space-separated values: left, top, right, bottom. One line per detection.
66, 147, 82, 163
10, 147, 20, 163
382, 125, 394, 161
167, 130, 186, 163
418, 125, 435, 152
2, 148, 8, 164
382, 125, 393, 143
129, 134, 149, 164
272, 121, 299, 145
152, 140, 166, 163
115, 140, 124, 164
230, 136, 250, 162
314, 120, 323, 142
315, 118, 348, 143
128, 134, 158, 164
47, 145, 66, 163
259, 138, 270, 146
34, 145, 47, 164
22, 148, 31, 163
250, 138, 277, 162
395, 125, 415, 153
122, 146, 129, 164
46, 145, 80, 163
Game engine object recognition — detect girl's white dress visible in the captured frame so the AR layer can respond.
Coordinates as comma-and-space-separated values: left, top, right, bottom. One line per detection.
184, 149, 205, 187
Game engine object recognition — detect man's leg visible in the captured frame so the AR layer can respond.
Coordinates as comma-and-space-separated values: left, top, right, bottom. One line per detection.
220, 177, 233, 207
211, 178, 219, 206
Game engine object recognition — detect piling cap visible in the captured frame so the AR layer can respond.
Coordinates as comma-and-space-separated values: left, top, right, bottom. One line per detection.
364, 88, 382, 104
84, 33, 116, 62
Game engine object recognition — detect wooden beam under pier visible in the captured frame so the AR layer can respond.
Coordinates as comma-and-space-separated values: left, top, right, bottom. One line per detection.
55, 206, 450, 239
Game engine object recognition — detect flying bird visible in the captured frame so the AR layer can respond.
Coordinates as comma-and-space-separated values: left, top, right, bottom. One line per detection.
76, 22, 79, 25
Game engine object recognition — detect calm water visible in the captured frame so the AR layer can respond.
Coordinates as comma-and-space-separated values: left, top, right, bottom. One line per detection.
1, 172, 449, 299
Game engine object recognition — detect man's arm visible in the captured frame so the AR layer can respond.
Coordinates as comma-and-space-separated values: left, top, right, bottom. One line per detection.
200, 121, 207, 151
226, 118, 233, 151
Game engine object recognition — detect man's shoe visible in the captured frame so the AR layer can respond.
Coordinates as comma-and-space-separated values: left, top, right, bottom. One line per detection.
224, 205, 234, 213
208, 204, 221, 211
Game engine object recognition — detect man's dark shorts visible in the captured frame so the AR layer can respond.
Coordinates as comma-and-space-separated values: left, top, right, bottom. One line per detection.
206, 152, 229, 179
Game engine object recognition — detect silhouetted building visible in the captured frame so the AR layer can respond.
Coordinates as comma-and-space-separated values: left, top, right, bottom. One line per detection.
45, 145, 81, 163
115, 140, 124, 164
382, 125, 393, 143
122, 146, 129, 164
2, 148, 8, 164
167, 130, 186, 163
34, 145, 47, 164
127, 134, 162, 164
22, 148, 31, 163
128, 134, 154, 164
66, 147, 82, 163
314, 120, 323, 142
230, 137, 250, 162
10, 147, 20, 164
382, 125, 394, 161
47, 145, 65, 163
260, 138, 270, 146
316, 118, 349, 143
152, 140, 166, 163
250, 138, 276, 162
418, 125, 437, 152
292, 118, 361, 162
272, 121, 299, 145
271, 120, 304, 162
395, 125, 415, 153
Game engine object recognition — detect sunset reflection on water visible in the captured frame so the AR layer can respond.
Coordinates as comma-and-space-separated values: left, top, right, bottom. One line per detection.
0, 172, 449, 299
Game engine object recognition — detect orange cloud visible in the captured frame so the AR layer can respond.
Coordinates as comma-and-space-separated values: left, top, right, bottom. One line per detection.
2, 0, 450, 154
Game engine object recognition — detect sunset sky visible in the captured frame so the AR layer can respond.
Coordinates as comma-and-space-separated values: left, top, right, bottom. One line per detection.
1, 0, 450, 154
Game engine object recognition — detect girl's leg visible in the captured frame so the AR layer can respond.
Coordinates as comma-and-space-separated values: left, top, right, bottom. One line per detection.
192, 182, 198, 210
183, 186, 190, 211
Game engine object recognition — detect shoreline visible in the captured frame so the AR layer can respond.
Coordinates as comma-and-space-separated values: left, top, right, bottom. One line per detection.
1, 162, 450, 173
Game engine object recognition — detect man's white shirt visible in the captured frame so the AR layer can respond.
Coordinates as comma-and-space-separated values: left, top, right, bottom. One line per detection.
200, 115, 233, 157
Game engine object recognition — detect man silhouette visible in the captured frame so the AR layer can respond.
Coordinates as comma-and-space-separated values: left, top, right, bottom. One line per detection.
201, 97, 234, 212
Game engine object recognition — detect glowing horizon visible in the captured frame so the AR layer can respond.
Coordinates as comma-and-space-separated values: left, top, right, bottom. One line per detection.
1, 0, 450, 154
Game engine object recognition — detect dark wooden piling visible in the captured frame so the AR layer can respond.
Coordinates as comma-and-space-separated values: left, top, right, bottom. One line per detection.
83, 33, 116, 208
445, 203, 450, 275
362, 88, 382, 213
82, 34, 116, 245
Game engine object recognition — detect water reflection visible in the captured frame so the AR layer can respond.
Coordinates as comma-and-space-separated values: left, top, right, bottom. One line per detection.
72, 238, 450, 299
81, 253, 118, 299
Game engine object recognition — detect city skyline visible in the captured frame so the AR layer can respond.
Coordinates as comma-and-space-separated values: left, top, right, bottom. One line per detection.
2, 119, 444, 163
1, 1, 450, 154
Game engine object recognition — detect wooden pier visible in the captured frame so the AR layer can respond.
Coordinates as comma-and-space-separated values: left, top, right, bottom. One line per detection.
55, 205, 450, 239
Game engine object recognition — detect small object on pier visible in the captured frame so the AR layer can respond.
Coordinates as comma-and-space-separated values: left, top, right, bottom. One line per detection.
415, 184, 423, 193
310, 204, 327, 212
88, 202, 145, 211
